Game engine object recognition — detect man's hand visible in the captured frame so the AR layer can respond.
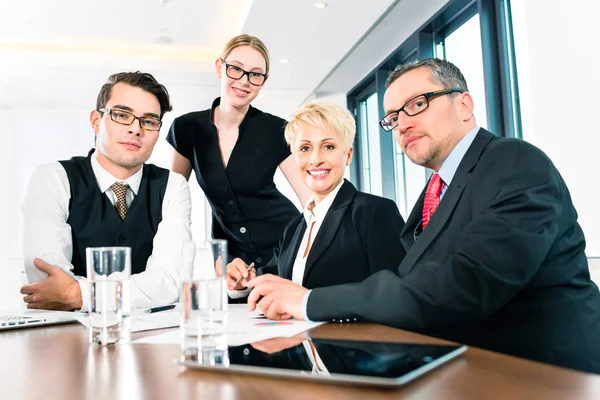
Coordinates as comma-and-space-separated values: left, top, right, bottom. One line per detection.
244, 274, 307, 320
250, 333, 307, 354
20, 258, 82, 310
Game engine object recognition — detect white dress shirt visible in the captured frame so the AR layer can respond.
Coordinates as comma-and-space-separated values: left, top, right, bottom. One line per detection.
438, 125, 479, 199
291, 180, 345, 286
22, 152, 192, 311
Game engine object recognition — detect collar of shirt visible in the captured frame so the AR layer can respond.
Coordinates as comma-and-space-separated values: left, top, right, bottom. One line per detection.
90, 150, 143, 195
303, 179, 345, 224
437, 125, 479, 197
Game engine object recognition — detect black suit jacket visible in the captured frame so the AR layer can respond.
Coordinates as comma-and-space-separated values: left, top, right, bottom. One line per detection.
308, 129, 600, 374
259, 180, 406, 289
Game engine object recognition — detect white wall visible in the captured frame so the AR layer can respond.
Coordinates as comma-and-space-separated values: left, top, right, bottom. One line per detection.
511, 0, 600, 256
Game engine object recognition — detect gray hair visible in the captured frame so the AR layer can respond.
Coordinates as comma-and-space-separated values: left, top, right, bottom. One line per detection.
385, 58, 469, 94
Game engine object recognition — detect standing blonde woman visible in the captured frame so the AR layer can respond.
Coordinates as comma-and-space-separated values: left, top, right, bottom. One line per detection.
167, 35, 310, 269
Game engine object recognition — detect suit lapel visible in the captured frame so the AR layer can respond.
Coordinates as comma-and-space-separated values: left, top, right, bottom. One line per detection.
401, 129, 496, 274
303, 180, 356, 284
400, 185, 427, 252
279, 217, 307, 280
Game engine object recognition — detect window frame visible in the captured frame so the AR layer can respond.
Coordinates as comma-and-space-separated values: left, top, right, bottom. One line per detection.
348, 0, 522, 201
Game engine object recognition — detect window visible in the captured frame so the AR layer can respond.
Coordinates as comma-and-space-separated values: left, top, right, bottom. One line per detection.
348, 0, 516, 220
509, 0, 599, 256
435, 13, 488, 129
394, 143, 428, 217
357, 92, 383, 196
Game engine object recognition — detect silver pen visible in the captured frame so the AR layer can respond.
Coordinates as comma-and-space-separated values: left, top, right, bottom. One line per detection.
234, 262, 255, 286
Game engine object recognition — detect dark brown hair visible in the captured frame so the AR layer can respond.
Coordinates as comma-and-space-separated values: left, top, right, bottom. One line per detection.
96, 71, 173, 118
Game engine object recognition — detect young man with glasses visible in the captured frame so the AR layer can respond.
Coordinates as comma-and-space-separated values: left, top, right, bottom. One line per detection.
245, 58, 600, 374
20, 71, 192, 312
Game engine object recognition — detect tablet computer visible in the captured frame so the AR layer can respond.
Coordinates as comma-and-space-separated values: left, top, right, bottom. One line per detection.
180, 338, 467, 388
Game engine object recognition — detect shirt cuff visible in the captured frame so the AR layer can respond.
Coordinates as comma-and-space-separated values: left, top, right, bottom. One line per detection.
301, 290, 312, 321
77, 278, 90, 313
227, 287, 252, 299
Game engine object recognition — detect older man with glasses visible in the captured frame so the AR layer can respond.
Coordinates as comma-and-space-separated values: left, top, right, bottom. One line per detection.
20, 71, 192, 312
245, 58, 600, 374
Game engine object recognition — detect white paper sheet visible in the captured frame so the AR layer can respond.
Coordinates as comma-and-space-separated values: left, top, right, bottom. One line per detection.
133, 304, 325, 346
73, 307, 180, 332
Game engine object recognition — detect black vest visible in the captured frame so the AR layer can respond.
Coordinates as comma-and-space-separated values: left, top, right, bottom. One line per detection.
59, 149, 169, 277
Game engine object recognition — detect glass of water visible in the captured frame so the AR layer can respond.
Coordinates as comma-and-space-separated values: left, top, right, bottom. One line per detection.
180, 239, 229, 364
86, 247, 131, 345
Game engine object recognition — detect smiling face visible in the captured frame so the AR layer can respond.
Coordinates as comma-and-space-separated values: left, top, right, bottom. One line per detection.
383, 67, 474, 171
90, 82, 161, 179
292, 122, 353, 204
216, 45, 267, 109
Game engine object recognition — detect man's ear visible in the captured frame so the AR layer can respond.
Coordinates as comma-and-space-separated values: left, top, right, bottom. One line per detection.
90, 109, 101, 133
458, 91, 475, 121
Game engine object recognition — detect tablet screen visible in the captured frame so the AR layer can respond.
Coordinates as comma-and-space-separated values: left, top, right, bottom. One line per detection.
182, 338, 466, 387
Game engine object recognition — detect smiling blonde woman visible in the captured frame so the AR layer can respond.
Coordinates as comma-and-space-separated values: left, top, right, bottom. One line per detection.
225, 102, 407, 296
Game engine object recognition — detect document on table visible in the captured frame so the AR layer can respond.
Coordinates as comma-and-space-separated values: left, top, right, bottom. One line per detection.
132, 304, 325, 346
73, 307, 180, 333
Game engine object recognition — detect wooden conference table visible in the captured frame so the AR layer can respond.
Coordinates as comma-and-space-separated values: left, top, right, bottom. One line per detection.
1, 322, 599, 400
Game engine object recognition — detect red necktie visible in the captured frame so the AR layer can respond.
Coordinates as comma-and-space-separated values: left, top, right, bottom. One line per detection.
422, 173, 443, 229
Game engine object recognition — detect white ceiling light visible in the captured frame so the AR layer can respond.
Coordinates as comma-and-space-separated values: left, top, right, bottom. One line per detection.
279, 58, 289, 64
313, 2, 327, 9
155, 36, 173, 45
155, 28, 173, 44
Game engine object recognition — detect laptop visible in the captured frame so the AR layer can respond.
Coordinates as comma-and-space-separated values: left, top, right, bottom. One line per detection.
180, 338, 467, 388
0, 311, 80, 331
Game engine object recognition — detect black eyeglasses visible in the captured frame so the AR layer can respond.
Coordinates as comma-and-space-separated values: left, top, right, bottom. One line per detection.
98, 108, 162, 131
220, 58, 267, 86
379, 88, 463, 132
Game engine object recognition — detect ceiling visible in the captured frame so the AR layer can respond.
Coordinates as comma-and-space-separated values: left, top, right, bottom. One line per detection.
0, 0, 398, 117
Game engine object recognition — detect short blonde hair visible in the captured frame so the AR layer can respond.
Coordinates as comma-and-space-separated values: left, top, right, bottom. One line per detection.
285, 103, 356, 150
221, 34, 270, 75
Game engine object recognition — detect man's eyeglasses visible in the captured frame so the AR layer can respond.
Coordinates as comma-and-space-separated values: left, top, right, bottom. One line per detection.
98, 108, 162, 131
379, 88, 463, 132
220, 58, 267, 86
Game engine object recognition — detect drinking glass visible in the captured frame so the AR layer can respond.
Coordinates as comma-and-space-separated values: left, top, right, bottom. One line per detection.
86, 246, 131, 345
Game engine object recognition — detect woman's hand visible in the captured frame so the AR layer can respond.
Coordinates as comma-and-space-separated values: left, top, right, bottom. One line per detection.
223, 257, 256, 290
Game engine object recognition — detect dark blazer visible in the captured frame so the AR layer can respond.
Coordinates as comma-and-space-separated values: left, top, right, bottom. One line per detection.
259, 180, 406, 289
307, 129, 600, 374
